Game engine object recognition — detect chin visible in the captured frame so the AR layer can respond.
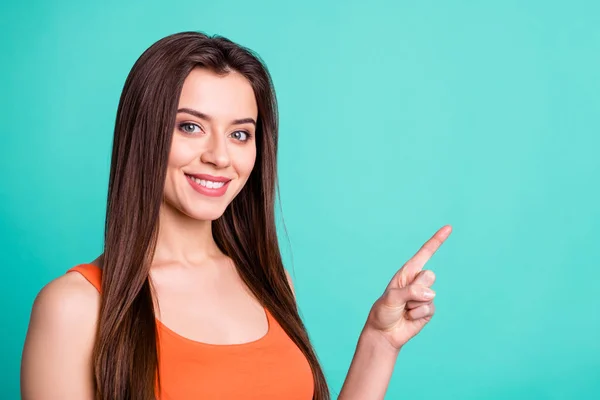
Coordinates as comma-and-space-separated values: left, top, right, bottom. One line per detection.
183, 205, 228, 222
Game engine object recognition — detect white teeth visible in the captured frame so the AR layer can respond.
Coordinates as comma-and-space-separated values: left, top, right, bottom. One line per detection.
189, 175, 226, 189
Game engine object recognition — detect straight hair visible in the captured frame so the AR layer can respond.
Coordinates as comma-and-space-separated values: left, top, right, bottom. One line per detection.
97, 31, 330, 399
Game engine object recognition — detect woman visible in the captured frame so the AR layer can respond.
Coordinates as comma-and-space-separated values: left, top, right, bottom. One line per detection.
21, 31, 451, 400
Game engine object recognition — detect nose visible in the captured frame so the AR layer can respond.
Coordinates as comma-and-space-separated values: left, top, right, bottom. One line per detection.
200, 132, 231, 168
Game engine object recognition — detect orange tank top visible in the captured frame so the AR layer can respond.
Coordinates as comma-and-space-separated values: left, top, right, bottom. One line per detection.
67, 264, 315, 400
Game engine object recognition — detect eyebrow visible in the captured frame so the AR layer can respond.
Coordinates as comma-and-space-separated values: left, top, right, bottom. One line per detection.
177, 108, 256, 126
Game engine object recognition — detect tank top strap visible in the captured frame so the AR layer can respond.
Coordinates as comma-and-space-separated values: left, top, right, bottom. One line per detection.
67, 264, 102, 292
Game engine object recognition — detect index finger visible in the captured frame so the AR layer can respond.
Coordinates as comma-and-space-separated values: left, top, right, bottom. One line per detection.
401, 225, 452, 277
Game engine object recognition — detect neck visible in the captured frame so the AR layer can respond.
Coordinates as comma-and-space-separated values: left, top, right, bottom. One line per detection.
152, 200, 223, 267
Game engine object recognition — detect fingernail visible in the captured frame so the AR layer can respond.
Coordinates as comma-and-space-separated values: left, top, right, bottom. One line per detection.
424, 289, 436, 299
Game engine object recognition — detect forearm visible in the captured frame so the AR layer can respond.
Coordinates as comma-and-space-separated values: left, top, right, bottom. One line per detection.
338, 327, 401, 400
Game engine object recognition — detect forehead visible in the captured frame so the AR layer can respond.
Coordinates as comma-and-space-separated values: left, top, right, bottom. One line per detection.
178, 67, 258, 121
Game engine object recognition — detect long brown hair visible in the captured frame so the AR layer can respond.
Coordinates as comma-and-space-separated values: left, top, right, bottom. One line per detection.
97, 31, 329, 399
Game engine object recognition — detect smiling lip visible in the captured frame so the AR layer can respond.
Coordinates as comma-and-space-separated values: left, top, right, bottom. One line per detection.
185, 173, 231, 197
186, 173, 232, 182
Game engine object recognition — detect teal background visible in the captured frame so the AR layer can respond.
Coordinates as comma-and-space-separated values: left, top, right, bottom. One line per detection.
1, 0, 599, 398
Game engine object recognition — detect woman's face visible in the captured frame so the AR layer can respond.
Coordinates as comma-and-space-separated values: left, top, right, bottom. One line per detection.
163, 67, 258, 221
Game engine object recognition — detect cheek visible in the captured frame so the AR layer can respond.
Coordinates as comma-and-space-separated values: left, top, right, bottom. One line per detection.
168, 137, 195, 167
164, 139, 195, 193
236, 147, 257, 178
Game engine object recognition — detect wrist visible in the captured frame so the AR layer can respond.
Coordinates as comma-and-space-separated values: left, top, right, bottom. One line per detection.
358, 326, 402, 359
338, 326, 401, 400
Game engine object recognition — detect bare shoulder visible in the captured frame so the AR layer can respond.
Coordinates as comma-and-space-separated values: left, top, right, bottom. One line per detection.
21, 272, 99, 399
31, 271, 100, 329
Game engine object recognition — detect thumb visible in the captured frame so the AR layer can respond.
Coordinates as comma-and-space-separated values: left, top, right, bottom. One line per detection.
412, 270, 436, 288
380, 284, 436, 308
